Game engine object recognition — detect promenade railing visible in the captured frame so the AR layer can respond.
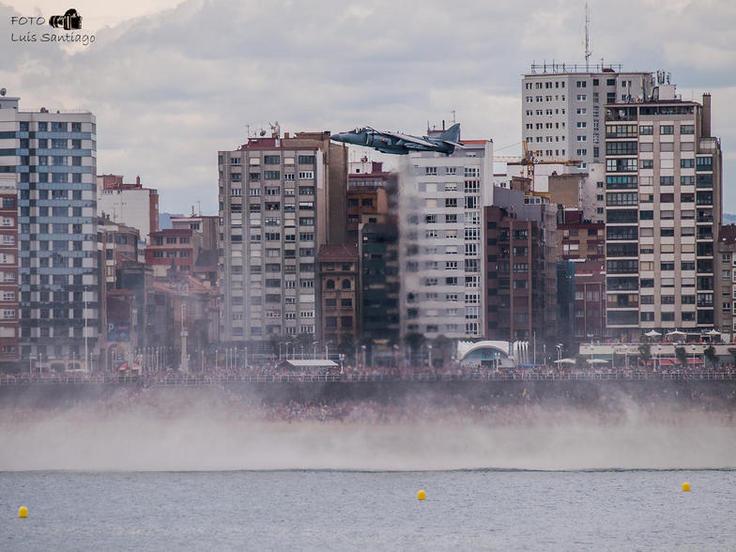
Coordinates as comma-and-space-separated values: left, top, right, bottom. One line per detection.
1, 370, 736, 387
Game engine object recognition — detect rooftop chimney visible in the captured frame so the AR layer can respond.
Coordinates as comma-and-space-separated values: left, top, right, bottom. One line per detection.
136, 175, 141, 186
701, 93, 712, 138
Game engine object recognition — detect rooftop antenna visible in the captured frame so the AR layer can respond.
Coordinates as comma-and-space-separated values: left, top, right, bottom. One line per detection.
451, 110, 456, 124
584, 3, 592, 71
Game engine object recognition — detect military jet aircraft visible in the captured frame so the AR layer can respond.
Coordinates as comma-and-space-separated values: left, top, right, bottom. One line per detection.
330, 123, 463, 155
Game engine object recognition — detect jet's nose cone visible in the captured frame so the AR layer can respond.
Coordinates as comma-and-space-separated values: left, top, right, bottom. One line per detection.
331, 133, 345, 142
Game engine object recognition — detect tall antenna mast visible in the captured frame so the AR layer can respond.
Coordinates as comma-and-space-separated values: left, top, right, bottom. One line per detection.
584, 3, 592, 71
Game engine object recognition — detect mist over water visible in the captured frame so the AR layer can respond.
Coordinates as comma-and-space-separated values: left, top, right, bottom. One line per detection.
1, 387, 735, 472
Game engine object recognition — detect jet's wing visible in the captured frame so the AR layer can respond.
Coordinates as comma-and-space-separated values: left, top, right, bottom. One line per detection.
443, 140, 465, 149
382, 131, 436, 148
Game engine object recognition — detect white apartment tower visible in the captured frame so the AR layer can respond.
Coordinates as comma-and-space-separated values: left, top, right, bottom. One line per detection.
400, 135, 493, 340
522, 63, 653, 166
604, 83, 722, 336
218, 131, 347, 345
0, 93, 99, 367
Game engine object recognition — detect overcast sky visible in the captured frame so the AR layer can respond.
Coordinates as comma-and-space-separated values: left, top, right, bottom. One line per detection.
2, 0, 735, 214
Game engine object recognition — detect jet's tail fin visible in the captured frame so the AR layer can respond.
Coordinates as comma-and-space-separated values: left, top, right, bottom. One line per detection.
438, 123, 461, 143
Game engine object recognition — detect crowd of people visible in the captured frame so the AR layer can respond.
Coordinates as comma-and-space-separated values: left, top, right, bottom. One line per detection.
5, 382, 735, 427
3, 358, 736, 386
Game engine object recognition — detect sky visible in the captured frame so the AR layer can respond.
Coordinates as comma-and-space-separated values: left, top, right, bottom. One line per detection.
2, 0, 735, 214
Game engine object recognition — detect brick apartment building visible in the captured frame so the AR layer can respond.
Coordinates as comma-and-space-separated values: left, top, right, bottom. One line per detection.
145, 228, 201, 278
317, 244, 359, 350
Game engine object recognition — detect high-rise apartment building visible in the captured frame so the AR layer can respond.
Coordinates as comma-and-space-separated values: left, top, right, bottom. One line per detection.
359, 220, 400, 349
0, 177, 19, 364
522, 63, 652, 166
400, 135, 493, 340
604, 86, 722, 336
716, 225, 736, 339
0, 94, 99, 368
218, 130, 347, 344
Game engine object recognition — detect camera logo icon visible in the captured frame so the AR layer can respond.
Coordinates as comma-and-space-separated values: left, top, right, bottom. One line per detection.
48, 8, 82, 30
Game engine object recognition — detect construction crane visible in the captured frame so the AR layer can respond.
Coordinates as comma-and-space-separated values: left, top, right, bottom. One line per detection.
521, 140, 536, 190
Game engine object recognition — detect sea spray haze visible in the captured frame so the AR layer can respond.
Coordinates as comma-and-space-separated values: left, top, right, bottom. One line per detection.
0, 387, 734, 471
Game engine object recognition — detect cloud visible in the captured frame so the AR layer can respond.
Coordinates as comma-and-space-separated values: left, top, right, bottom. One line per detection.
0, 0, 734, 212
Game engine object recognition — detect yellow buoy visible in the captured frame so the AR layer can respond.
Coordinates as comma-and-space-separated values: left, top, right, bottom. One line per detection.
18, 505, 28, 518
416, 489, 426, 501
682, 482, 692, 492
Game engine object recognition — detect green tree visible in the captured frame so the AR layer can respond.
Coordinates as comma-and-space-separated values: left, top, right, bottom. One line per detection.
638, 343, 652, 364
674, 346, 688, 368
338, 335, 356, 361
403, 332, 426, 365
704, 345, 717, 368
404, 332, 425, 354
269, 334, 286, 358
431, 334, 453, 367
